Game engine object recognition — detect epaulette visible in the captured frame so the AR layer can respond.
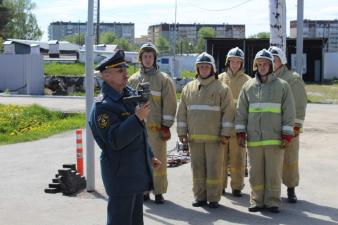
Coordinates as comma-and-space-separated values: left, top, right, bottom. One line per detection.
95, 93, 105, 103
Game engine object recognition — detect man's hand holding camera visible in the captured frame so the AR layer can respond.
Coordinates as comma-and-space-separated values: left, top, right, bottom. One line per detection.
135, 102, 151, 121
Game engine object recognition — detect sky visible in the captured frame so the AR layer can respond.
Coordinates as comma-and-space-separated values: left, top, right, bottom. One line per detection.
32, 0, 338, 41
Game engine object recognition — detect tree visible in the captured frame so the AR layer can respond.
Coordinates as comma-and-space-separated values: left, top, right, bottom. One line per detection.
196, 27, 216, 53
0, 36, 4, 51
63, 33, 85, 46
3, 0, 42, 40
117, 38, 133, 51
177, 38, 194, 54
155, 36, 169, 54
100, 32, 118, 44
249, 32, 270, 38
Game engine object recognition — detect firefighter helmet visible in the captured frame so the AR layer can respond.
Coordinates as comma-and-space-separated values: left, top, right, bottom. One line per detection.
252, 49, 274, 71
138, 42, 158, 64
225, 47, 244, 65
268, 46, 287, 65
195, 52, 217, 73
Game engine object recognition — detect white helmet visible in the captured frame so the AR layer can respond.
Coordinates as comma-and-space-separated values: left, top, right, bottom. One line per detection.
252, 49, 274, 71
138, 42, 158, 63
225, 47, 244, 65
195, 52, 217, 73
268, 46, 287, 65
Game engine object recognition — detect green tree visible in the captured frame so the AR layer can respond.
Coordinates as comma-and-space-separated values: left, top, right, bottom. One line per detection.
63, 33, 85, 46
249, 32, 270, 38
100, 32, 118, 44
0, 36, 4, 51
177, 39, 194, 54
155, 36, 169, 54
117, 38, 133, 51
196, 27, 216, 53
3, 0, 42, 40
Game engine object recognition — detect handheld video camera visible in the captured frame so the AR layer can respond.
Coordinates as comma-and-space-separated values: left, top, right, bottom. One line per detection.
123, 82, 151, 105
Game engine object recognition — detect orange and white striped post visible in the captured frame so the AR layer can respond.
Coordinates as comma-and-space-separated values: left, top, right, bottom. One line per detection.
76, 129, 84, 176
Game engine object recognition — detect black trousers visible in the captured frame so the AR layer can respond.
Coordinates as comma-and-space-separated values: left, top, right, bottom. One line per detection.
107, 193, 144, 225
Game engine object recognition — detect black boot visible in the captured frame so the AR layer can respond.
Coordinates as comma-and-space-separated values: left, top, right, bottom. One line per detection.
143, 193, 150, 201
232, 189, 242, 197
208, 202, 220, 208
267, 206, 280, 213
248, 205, 264, 212
154, 194, 164, 204
287, 187, 297, 203
192, 200, 207, 207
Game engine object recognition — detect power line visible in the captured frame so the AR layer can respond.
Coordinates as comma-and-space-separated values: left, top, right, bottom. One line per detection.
186, 0, 255, 12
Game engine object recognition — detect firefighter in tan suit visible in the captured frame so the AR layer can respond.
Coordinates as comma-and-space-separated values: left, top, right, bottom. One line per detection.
268, 46, 307, 203
177, 52, 234, 208
219, 47, 251, 197
128, 42, 177, 204
236, 49, 295, 213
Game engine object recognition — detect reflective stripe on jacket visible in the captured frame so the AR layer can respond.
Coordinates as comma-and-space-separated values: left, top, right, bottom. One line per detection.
235, 73, 296, 148
275, 65, 307, 128
177, 76, 234, 142
128, 67, 177, 129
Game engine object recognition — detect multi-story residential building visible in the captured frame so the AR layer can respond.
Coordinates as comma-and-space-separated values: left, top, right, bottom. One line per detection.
290, 19, 338, 52
148, 23, 245, 47
48, 21, 135, 43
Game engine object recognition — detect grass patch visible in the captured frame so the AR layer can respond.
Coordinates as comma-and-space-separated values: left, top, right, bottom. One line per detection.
44, 63, 86, 76
305, 81, 338, 104
0, 104, 85, 145
44, 63, 139, 76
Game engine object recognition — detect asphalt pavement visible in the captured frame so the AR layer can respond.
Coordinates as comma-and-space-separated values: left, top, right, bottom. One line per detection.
0, 95, 338, 225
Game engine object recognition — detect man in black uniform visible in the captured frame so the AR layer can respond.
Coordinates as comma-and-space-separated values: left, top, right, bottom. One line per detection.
89, 49, 161, 225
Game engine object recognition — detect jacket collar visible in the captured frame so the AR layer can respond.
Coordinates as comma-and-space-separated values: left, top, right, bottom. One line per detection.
274, 65, 288, 78
197, 75, 215, 86
254, 72, 276, 85
140, 65, 159, 76
227, 69, 244, 78
101, 81, 124, 101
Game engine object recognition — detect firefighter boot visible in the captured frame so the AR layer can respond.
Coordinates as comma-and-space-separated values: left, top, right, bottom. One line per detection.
287, 187, 297, 203
155, 194, 165, 204
192, 200, 207, 207
232, 189, 242, 197
143, 193, 150, 201
208, 202, 220, 208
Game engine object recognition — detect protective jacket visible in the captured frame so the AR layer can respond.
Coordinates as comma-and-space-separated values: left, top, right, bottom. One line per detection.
177, 76, 234, 142
235, 73, 295, 148
275, 65, 307, 128
88, 82, 154, 196
219, 70, 251, 104
128, 67, 177, 130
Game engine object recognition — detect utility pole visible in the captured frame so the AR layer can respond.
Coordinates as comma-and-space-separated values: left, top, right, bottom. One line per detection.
96, 0, 100, 45
269, 0, 286, 52
172, 0, 177, 78
296, 0, 304, 76
85, 0, 95, 192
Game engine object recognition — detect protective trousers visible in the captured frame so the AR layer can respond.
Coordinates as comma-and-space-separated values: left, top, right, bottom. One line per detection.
247, 147, 284, 208
148, 130, 168, 194
107, 193, 143, 225
190, 142, 224, 202
223, 134, 246, 191
282, 135, 300, 188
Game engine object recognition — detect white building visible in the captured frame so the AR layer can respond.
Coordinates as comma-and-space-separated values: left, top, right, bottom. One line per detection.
290, 19, 338, 52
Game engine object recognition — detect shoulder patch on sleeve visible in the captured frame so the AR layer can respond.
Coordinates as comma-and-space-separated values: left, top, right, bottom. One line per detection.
97, 113, 110, 129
